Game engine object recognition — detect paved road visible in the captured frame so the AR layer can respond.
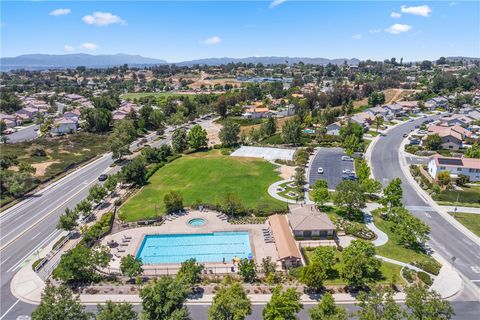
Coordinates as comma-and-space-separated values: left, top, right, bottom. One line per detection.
4, 125, 39, 143
308, 147, 354, 189
0, 118, 215, 319
370, 116, 480, 307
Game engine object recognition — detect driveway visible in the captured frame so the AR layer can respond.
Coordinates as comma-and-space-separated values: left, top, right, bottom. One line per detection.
308, 147, 354, 189
5, 124, 39, 143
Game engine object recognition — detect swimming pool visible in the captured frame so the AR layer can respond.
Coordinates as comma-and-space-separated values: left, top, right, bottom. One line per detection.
188, 218, 206, 227
136, 232, 252, 264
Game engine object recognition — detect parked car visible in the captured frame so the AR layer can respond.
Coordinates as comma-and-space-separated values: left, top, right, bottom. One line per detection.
317, 167, 324, 174
341, 156, 354, 161
409, 139, 421, 145
98, 174, 108, 181
342, 169, 354, 174
403, 133, 408, 138
342, 174, 357, 181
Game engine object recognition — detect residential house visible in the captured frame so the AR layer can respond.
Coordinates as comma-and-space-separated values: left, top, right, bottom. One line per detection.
427, 155, 480, 182
326, 122, 341, 136
268, 214, 302, 269
440, 114, 474, 127
427, 97, 448, 109
349, 112, 375, 129
396, 101, 420, 114
15, 107, 38, 122
423, 129, 463, 150
287, 204, 336, 238
51, 117, 78, 135
112, 109, 128, 121
366, 106, 390, 119
384, 103, 406, 117
242, 105, 270, 119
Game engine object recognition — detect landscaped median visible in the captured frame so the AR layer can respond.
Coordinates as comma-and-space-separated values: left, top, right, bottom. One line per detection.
118, 149, 286, 222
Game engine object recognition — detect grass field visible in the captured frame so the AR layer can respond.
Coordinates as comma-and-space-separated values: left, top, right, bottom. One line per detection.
118, 150, 285, 221
449, 212, 480, 237
434, 185, 480, 206
303, 248, 404, 285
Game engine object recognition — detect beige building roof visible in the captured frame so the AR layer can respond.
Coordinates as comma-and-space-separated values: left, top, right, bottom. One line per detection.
287, 204, 336, 231
268, 214, 302, 261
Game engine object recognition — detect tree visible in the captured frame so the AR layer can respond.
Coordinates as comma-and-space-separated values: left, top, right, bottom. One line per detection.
209, 282, 252, 320
53, 244, 110, 283
456, 174, 469, 186
109, 136, 131, 160
420, 60, 433, 70
355, 159, 371, 182
263, 285, 303, 320
333, 180, 366, 214
121, 157, 147, 186
81, 108, 112, 133
368, 91, 385, 107
187, 124, 208, 150
391, 207, 430, 249
299, 262, 327, 291
120, 254, 143, 280
0, 120, 6, 133
261, 256, 277, 277
341, 240, 381, 287
75, 199, 92, 217
339, 122, 364, 141
379, 178, 403, 211
219, 120, 240, 147
465, 142, 480, 158
309, 292, 347, 320
282, 119, 302, 145
88, 184, 107, 203
104, 174, 119, 192
311, 186, 329, 206
96, 301, 137, 320
57, 207, 79, 231
32, 281, 91, 320
151, 109, 165, 131
356, 287, 403, 320
343, 134, 361, 155
437, 171, 451, 188
177, 258, 204, 285
311, 246, 337, 272
405, 285, 454, 320
222, 192, 244, 217
361, 179, 383, 194
374, 115, 384, 132
238, 258, 256, 283
140, 276, 191, 320
261, 117, 277, 136
425, 134, 442, 151
164, 191, 183, 214
172, 128, 188, 153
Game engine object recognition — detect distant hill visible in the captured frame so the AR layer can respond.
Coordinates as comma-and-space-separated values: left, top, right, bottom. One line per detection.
0, 54, 167, 70
445, 56, 480, 64
176, 56, 360, 66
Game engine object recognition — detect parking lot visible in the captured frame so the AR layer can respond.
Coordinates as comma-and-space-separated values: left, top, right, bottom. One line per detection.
308, 147, 355, 190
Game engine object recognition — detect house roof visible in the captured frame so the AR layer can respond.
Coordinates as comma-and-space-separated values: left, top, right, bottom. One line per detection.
428, 125, 471, 138
268, 214, 302, 261
287, 204, 336, 231
431, 155, 480, 170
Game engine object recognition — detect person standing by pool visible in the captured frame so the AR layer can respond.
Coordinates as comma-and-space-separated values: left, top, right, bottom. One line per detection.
223, 257, 225, 264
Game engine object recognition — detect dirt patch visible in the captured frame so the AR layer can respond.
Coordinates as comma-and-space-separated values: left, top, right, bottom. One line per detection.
278, 165, 295, 180
204, 122, 222, 146
32, 161, 60, 177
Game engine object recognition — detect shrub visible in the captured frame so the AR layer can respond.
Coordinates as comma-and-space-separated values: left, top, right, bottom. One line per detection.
83, 212, 114, 243
31, 147, 47, 157
412, 258, 441, 275
417, 271, 433, 286
402, 268, 415, 283
145, 163, 165, 180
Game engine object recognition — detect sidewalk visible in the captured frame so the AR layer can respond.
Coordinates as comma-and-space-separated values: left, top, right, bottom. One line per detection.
440, 206, 480, 215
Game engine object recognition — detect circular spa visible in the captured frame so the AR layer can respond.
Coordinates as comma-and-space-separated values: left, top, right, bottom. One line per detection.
187, 218, 206, 227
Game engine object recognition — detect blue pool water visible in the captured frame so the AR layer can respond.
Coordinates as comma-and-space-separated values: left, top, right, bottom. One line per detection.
136, 232, 252, 264
303, 128, 315, 134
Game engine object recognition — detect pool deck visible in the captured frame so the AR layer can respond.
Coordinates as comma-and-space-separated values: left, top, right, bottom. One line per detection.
101, 210, 279, 275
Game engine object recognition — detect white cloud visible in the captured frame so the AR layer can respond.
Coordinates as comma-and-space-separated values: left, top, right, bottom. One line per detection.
79, 42, 98, 51
369, 29, 382, 34
385, 23, 412, 34
201, 36, 221, 45
352, 34, 362, 40
63, 45, 74, 52
390, 12, 402, 18
50, 8, 71, 16
269, 0, 287, 8
82, 12, 125, 26
400, 5, 432, 17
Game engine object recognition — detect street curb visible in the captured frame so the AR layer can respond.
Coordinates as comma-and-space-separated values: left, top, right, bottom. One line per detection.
398, 138, 480, 246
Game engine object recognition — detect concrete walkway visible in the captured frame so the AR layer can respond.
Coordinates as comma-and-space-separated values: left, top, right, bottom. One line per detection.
267, 179, 297, 203
363, 203, 389, 247
440, 206, 480, 215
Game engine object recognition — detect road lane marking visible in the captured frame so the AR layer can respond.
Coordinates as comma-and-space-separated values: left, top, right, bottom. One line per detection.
472, 266, 480, 274
0, 299, 20, 320
30, 231, 42, 240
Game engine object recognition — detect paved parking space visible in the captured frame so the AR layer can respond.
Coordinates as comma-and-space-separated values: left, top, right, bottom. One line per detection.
308, 147, 354, 189
230, 146, 295, 161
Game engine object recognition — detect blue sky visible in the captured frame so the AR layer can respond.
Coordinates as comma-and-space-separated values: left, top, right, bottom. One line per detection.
1, 1, 479, 62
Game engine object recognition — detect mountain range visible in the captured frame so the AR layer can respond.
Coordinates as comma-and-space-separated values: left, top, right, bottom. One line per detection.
0, 53, 359, 71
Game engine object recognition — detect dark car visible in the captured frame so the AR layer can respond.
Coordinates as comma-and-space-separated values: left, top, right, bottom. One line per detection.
98, 174, 108, 181
403, 133, 408, 138
342, 174, 357, 181
409, 139, 421, 145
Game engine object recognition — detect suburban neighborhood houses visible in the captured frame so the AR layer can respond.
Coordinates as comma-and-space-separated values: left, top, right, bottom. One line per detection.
1, 1, 480, 320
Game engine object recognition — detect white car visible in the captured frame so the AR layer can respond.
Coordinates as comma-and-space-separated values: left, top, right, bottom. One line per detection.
341, 156, 354, 161
342, 169, 352, 174
317, 167, 324, 174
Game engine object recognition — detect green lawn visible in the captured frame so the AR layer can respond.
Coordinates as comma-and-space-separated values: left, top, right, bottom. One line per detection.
434, 185, 480, 206
118, 150, 285, 221
303, 249, 404, 285
277, 181, 299, 201
371, 210, 438, 267
449, 212, 480, 237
